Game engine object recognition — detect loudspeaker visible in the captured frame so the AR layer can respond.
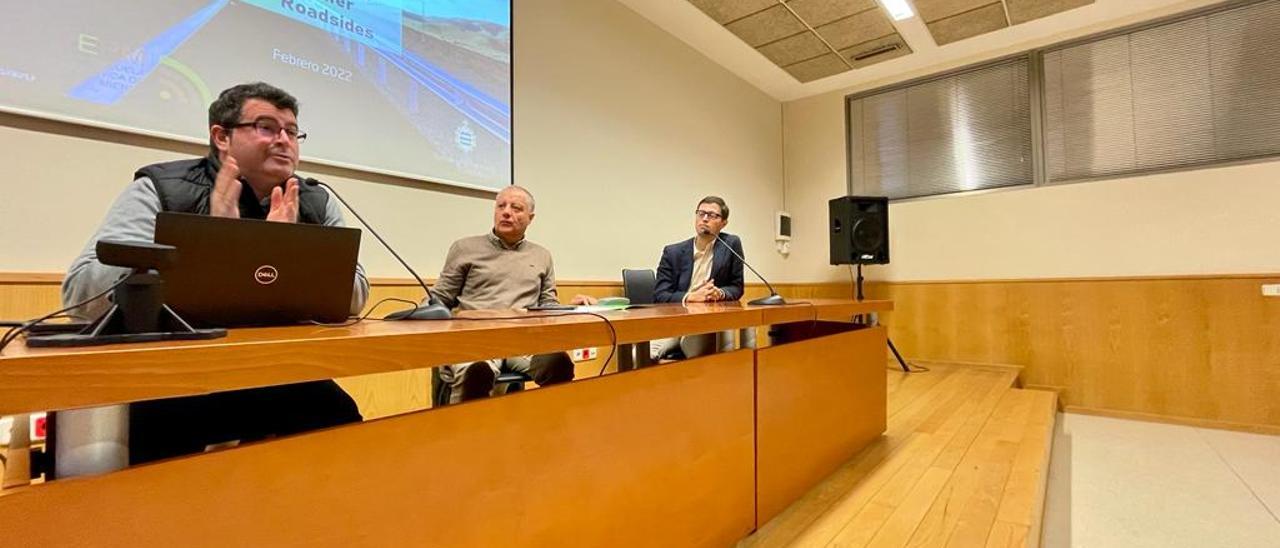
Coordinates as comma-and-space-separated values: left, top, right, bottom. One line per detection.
829, 196, 889, 265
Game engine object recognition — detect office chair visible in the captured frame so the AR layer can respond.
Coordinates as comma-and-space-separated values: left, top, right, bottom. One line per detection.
619, 269, 686, 363
621, 268, 657, 304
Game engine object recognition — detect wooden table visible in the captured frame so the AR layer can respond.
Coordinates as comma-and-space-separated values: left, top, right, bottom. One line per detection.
0, 299, 892, 547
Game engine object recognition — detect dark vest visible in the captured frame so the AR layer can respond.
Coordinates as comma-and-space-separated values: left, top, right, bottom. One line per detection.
134, 156, 328, 224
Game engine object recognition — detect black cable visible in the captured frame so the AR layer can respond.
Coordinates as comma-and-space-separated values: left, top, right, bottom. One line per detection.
308, 297, 422, 327
849, 265, 857, 301
1, 314, 72, 328
0, 277, 128, 355
843, 267, 924, 373
419, 309, 619, 377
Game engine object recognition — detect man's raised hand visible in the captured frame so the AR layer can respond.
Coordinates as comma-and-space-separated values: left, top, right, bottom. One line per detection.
267, 177, 300, 223
210, 155, 242, 219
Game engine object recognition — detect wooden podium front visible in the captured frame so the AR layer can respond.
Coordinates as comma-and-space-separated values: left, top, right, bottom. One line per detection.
756, 324, 888, 524
0, 300, 891, 546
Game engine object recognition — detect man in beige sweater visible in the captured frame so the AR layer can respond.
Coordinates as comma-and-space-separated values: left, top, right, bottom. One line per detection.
431, 186, 596, 402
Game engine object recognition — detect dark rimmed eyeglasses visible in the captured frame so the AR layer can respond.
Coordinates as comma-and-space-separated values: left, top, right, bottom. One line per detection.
695, 210, 723, 220
229, 119, 307, 143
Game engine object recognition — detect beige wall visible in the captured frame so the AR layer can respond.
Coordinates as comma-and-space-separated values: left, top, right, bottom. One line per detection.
780, 91, 849, 283
0, 0, 783, 283
871, 162, 1280, 281
783, 1, 1280, 283
515, 0, 784, 280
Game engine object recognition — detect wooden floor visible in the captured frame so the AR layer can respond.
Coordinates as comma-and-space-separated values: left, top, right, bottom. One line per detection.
742, 363, 1058, 548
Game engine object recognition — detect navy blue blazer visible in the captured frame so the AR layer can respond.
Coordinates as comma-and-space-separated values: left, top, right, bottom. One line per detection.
653, 233, 745, 303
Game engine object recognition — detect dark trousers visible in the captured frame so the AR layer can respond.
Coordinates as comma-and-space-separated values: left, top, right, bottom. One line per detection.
128, 380, 361, 465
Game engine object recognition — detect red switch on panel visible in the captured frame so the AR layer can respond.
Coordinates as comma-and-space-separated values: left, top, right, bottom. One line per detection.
32, 414, 47, 440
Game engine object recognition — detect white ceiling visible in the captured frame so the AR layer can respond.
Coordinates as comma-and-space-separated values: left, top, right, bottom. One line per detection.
616, 0, 1228, 101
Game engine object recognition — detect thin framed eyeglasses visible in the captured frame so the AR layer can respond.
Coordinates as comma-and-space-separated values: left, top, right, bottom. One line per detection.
694, 210, 722, 220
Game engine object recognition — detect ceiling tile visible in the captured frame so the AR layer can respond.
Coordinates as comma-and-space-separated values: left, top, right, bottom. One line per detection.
927, 2, 1008, 45
758, 32, 832, 66
785, 0, 877, 28
814, 8, 896, 50
913, 0, 1000, 23
726, 4, 808, 47
838, 33, 912, 69
783, 53, 850, 82
687, 0, 779, 24
1006, 0, 1094, 25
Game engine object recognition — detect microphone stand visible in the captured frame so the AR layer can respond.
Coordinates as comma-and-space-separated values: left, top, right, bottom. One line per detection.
303, 178, 451, 320
713, 233, 785, 306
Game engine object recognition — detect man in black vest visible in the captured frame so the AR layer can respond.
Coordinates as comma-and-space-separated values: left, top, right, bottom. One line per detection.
61, 82, 367, 465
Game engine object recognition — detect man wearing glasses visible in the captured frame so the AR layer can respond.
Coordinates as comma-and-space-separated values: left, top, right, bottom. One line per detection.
649, 196, 746, 360
61, 82, 366, 465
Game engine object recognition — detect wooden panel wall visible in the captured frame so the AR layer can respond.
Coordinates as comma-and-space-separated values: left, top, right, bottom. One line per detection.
0, 274, 63, 322
867, 275, 1280, 432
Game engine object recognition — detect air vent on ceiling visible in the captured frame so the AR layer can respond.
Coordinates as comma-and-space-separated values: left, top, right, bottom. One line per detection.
850, 44, 901, 62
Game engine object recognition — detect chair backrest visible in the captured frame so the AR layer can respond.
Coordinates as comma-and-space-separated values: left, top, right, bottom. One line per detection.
622, 269, 657, 304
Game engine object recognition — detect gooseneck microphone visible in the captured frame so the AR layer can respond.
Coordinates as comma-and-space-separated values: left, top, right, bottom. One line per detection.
302, 178, 451, 320
713, 233, 786, 306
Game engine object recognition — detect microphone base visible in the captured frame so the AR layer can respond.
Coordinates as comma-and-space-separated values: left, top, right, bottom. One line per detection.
385, 302, 453, 321
748, 294, 787, 306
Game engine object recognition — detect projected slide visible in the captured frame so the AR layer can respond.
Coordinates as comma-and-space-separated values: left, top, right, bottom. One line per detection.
0, 0, 511, 189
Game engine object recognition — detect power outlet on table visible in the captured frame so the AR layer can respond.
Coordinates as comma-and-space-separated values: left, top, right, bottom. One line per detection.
569, 347, 599, 361
1262, 284, 1280, 297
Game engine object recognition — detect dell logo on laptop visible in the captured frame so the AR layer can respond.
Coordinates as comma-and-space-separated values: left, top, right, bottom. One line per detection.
254, 265, 279, 285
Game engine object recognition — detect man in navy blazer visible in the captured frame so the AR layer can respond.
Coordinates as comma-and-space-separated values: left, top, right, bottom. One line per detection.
654, 196, 744, 304
650, 196, 746, 360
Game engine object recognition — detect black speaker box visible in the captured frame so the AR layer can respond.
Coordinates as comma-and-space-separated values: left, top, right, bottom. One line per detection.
829, 196, 889, 265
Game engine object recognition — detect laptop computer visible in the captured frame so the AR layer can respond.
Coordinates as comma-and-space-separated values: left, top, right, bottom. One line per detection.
153, 212, 361, 327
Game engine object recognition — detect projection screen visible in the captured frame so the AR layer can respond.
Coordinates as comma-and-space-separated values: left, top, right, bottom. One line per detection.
0, 0, 512, 190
